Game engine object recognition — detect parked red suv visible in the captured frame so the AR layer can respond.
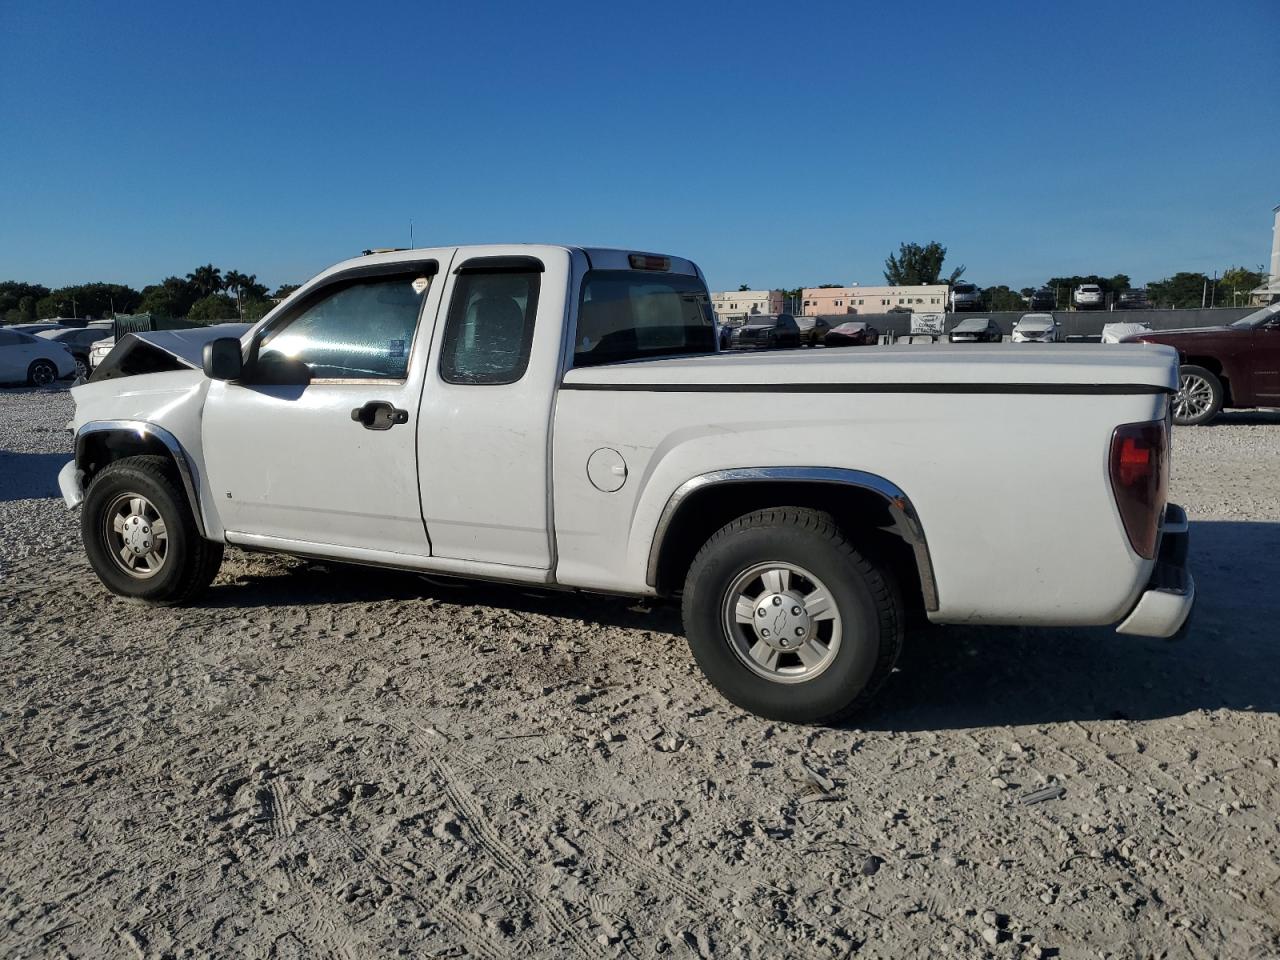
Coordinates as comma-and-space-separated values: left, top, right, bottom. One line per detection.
1123, 303, 1280, 424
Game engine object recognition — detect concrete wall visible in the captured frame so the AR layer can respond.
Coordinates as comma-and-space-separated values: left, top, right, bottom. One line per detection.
813, 307, 1257, 339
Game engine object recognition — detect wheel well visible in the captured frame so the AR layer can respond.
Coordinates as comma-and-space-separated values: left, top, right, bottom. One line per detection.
78, 431, 178, 485
650, 480, 928, 616
1183, 356, 1232, 404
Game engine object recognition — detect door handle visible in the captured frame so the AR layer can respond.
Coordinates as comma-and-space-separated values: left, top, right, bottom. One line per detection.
351, 401, 409, 431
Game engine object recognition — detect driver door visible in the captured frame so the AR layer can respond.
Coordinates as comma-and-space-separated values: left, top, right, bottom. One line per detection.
1254, 319, 1280, 402
202, 258, 447, 556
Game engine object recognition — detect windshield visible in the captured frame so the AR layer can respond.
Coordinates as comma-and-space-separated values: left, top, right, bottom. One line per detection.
1230, 302, 1280, 329
952, 284, 976, 294
575, 271, 716, 366
744, 317, 776, 327
953, 318, 988, 331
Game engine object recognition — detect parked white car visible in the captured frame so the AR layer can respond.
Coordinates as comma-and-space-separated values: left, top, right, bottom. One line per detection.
58, 245, 1194, 722
1073, 284, 1105, 310
0, 327, 78, 385
87, 335, 115, 371
1012, 313, 1062, 343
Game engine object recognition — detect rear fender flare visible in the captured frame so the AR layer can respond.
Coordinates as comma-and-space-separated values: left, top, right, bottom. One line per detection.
645, 466, 938, 611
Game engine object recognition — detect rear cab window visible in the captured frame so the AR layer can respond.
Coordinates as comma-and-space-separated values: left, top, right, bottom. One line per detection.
574, 271, 716, 368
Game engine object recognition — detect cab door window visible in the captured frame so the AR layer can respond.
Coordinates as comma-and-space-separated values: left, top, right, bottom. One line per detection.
256, 269, 434, 380
439, 264, 541, 385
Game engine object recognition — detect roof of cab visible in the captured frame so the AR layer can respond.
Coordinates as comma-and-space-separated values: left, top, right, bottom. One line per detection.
321, 244, 700, 279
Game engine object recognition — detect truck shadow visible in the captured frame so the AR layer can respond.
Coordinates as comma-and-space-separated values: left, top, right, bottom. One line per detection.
206, 520, 1278, 728
205, 553, 687, 636
865, 519, 1280, 729
0, 452, 70, 502
1192, 410, 1280, 427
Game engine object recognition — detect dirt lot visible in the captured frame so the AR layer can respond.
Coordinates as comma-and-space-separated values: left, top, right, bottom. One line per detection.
2, 386, 1278, 960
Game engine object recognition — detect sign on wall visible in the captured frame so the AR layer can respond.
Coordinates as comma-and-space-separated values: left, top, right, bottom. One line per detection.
910, 312, 945, 335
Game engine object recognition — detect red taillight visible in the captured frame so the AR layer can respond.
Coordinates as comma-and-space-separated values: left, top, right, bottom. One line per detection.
1109, 421, 1168, 559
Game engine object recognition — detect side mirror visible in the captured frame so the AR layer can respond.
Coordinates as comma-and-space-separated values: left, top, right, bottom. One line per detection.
202, 338, 243, 380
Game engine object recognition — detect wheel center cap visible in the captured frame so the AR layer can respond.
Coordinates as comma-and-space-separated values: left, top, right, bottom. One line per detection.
752, 592, 811, 650
123, 515, 152, 554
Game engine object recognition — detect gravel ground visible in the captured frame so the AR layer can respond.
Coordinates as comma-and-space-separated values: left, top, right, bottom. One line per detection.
2, 385, 1278, 960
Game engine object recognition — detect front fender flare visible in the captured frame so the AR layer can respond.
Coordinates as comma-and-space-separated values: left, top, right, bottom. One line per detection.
74, 419, 208, 538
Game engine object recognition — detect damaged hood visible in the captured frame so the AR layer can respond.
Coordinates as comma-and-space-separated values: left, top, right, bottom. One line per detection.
89, 323, 252, 381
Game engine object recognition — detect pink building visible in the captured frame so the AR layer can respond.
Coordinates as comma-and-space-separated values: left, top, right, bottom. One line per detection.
801, 284, 948, 316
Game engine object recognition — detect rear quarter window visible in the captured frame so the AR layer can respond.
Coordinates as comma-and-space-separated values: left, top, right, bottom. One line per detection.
574, 271, 716, 367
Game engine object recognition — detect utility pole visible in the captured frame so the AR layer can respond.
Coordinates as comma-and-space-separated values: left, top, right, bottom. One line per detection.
1210, 270, 1217, 308
409, 219, 415, 249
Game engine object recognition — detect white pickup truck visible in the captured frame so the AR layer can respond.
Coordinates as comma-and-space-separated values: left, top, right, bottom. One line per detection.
59, 245, 1194, 722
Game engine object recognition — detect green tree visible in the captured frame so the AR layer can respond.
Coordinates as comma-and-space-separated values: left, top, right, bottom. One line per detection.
737, 283, 750, 291
139, 276, 199, 319
884, 241, 964, 286
241, 299, 274, 320
983, 285, 1027, 311
0, 282, 50, 322
1218, 265, 1265, 306
272, 283, 300, 299
186, 264, 224, 298
187, 293, 238, 322
1147, 272, 1211, 309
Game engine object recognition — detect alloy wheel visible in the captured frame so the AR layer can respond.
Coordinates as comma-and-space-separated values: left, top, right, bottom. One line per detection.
1174, 373, 1214, 422
103, 492, 169, 579
721, 562, 843, 683
31, 362, 55, 387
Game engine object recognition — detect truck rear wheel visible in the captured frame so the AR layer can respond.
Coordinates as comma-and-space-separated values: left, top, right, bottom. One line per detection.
82, 455, 223, 605
681, 507, 903, 723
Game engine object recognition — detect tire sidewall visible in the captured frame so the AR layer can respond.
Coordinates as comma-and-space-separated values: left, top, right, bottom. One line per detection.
28, 360, 56, 387
683, 523, 886, 723
82, 462, 196, 600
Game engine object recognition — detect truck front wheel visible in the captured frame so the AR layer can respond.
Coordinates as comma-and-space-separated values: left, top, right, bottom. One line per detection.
82, 455, 224, 605
681, 507, 903, 723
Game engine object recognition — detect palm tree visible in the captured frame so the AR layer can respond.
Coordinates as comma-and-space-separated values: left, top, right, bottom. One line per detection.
224, 270, 248, 317
186, 264, 224, 298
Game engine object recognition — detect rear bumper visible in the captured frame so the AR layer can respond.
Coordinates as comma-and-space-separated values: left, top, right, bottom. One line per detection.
1115, 504, 1194, 638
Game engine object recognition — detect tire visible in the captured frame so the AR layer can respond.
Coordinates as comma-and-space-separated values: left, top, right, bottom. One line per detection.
1173, 364, 1223, 426
27, 359, 57, 387
72, 354, 90, 380
681, 507, 904, 723
82, 455, 223, 605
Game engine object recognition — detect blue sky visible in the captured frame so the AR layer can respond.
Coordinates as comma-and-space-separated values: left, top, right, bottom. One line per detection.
2, 0, 1276, 293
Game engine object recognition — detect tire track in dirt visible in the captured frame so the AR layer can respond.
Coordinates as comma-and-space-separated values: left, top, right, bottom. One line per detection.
316, 828, 511, 960
382, 714, 820, 958
433, 757, 599, 959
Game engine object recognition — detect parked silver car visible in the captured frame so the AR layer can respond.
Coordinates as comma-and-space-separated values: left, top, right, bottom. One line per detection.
1012, 313, 1061, 343
949, 283, 983, 311
0, 328, 78, 385
1073, 284, 1105, 310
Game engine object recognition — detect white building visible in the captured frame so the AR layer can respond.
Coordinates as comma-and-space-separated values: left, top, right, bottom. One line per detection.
800, 284, 948, 316
710, 289, 785, 322
1252, 203, 1280, 303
